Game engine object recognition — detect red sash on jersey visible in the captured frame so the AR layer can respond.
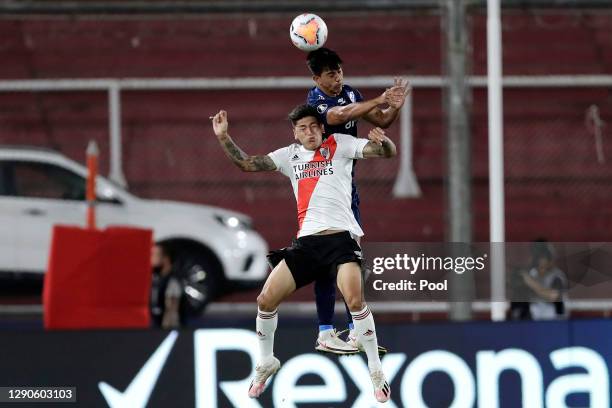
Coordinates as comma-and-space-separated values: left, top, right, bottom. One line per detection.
296, 135, 338, 235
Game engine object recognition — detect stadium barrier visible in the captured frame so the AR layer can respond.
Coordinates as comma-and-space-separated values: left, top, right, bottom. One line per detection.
0, 319, 609, 407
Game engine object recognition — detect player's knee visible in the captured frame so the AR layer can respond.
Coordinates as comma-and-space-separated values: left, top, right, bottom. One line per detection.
257, 291, 276, 312
344, 295, 364, 312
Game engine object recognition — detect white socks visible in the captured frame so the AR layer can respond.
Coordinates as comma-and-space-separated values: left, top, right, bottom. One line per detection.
256, 308, 278, 361
351, 305, 382, 372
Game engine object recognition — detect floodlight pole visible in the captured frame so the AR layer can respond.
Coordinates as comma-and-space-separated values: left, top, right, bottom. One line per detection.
487, 0, 507, 321
445, 0, 473, 321
108, 83, 127, 187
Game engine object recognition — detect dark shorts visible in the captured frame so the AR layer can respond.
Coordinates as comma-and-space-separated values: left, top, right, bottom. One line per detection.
267, 231, 363, 289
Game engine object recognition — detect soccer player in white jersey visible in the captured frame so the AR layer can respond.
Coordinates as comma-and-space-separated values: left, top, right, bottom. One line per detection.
211, 104, 396, 403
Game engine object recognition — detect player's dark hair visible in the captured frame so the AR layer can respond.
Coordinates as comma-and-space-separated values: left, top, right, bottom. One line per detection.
288, 104, 321, 125
306, 47, 343, 76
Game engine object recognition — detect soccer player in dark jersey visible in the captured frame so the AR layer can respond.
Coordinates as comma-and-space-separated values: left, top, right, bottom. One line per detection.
306, 47, 410, 354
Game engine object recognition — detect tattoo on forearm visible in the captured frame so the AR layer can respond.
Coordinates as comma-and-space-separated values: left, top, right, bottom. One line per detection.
222, 138, 248, 163
366, 142, 383, 156
381, 140, 394, 156
249, 155, 277, 171
219, 134, 276, 171
365, 139, 395, 157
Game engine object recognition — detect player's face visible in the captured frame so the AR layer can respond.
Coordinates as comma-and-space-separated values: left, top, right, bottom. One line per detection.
293, 116, 324, 150
314, 66, 343, 97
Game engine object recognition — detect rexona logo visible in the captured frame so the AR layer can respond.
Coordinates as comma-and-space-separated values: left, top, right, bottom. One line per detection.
193, 329, 610, 408
98, 331, 178, 408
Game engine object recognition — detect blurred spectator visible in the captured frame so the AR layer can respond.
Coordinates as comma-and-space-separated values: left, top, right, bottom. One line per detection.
150, 244, 185, 329
520, 240, 568, 320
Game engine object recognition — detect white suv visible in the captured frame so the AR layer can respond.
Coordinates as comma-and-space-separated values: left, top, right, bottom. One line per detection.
0, 146, 269, 311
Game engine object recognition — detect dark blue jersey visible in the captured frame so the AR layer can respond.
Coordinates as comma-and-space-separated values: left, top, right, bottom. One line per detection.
307, 85, 363, 137
306, 84, 364, 225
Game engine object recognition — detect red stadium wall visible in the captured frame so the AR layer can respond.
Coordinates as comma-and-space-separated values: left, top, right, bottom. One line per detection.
0, 11, 611, 248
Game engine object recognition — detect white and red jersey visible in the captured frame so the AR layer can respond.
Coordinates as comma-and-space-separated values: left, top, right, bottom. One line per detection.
268, 133, 369, 238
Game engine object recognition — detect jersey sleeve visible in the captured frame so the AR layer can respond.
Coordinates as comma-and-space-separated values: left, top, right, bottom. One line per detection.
306, 88, 318, 105
345, 85, 364, 104
333, 133, 369, 159
267, 146, 292, 177
354, 87, 364, 103
307, 89, 331, 126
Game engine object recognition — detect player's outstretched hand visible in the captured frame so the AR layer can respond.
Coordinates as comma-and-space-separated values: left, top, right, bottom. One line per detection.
386, 77, 411, 109
394, 77, 411, 95
383, 86, 404, 108
211, 110, 229, 137
368, 127, 386, 145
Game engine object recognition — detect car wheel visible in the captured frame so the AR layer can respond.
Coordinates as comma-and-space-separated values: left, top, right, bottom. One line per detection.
173, 251, 223, 316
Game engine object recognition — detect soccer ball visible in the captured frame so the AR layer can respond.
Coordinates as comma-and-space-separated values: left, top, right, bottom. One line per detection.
289, 13, 328, 52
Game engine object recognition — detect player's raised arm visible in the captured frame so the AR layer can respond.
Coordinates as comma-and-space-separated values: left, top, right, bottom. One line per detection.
211, 110, 277, 172
362, 127, 397, 158
326, 90, 387, 125
362, 78, 411, 128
